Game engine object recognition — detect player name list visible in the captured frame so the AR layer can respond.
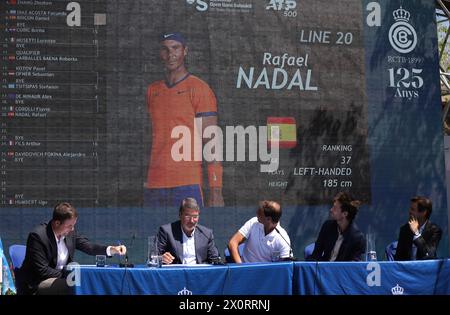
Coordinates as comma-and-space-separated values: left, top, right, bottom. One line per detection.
1, 0, 106, 207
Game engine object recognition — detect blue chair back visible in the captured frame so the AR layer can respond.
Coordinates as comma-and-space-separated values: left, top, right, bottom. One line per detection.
224, 243, 245, 263
385, 241, 398, 261
304, 242, 315, 260
9, 244, 26, 269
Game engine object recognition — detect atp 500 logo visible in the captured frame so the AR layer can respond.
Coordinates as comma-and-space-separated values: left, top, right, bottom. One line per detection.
266, 0, 297, 18
186, 0, 208, 12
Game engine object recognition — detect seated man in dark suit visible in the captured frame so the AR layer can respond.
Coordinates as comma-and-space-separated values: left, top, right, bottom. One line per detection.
307, 192, 366, 261
17, 202, 126, 295
157, 197, 220, 264
394, 196, 442, 260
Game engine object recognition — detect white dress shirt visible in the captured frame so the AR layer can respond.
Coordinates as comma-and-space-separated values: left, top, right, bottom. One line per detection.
330, 227, 344, 261
182, 229, 197, 265
411, 220, 427, 260
53, 233, 69, 270
54, 233, 111, 269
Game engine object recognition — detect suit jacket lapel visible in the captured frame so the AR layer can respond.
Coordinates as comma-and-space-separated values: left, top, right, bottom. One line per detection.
65, 232, 75, 262
46, 222, 58, 267
173, 221, 184, 263
422, 221, 431, 239
194, 227, 202, 263
337, 224, 353, 261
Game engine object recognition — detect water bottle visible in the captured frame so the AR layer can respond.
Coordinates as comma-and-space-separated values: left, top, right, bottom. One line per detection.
147, 236, 162, 268
365, 230, 377, 261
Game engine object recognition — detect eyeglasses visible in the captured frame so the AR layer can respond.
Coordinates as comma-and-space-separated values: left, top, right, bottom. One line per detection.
182, 215, 199, 219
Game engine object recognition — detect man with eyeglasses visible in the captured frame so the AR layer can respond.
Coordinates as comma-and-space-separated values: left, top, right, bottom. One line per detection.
156, 197, 220, 264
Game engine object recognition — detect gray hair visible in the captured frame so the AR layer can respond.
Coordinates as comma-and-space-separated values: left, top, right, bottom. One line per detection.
179, 197, 200, 215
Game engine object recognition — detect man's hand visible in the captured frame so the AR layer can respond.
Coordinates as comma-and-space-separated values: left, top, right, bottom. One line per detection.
408, 216, 419, 235
162, 252, 175, 264
110, 245, 127, 256
207, 187, 224, 207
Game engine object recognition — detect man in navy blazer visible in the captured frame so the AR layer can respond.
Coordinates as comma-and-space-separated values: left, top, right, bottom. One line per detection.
157, 197, 220, 264
307, 192, 366, 261
395, 196, 442, 260
17, 202, 126, 295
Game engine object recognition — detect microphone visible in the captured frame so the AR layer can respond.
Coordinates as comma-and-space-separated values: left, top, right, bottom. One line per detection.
275, 227, 297, 261
120, 233, 136, 268
196, 227, 224, 265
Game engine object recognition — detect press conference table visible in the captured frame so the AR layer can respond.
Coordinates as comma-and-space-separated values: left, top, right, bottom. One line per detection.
73, 262, 293, 295
293, 259, 450, 295
73, 260, 450, 295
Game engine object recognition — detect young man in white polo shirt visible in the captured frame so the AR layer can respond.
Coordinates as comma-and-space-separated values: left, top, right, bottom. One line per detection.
227, 200, 293, 263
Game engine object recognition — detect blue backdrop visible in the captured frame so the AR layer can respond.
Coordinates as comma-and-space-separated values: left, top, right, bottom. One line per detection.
0, 0, 447, 265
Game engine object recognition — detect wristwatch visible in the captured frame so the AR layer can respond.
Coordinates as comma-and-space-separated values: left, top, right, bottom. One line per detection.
414, 231, 420, 237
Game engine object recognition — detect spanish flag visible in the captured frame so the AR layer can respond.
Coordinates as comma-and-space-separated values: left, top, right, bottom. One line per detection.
267, 117, 297, 149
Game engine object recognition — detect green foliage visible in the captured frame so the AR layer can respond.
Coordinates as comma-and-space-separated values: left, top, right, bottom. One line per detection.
438, 23, 450, 72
